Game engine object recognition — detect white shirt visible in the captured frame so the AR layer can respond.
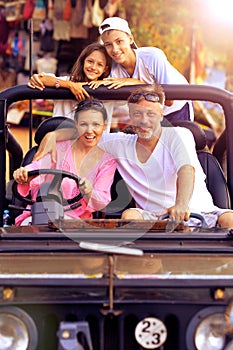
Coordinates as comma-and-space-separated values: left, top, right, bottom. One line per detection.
110, 47, 194, 119
99, 127, 217, 214
50, 76, 113, 132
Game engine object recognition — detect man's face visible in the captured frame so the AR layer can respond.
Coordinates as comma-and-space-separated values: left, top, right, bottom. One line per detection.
129, 99, 163, 140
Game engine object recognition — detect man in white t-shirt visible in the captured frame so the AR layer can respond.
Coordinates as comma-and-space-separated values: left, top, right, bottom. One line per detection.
97, 16, 194, 122
99, 84, 233, 228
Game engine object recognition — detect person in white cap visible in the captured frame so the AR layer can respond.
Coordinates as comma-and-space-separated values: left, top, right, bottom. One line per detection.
90, 16, 194, 122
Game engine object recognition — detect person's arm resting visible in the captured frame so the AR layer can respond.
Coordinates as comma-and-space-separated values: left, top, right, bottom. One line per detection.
39, 75, 90, 100
174, 164, 195, 221
88, 77, 145, 90
34, 129, 77, 162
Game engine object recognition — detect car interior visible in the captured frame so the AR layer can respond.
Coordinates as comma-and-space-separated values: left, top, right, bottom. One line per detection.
7, 114, 231, 226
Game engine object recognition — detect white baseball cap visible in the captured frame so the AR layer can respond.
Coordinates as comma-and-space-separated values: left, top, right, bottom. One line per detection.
99, 17, 137, 48
99, 17, 132, 36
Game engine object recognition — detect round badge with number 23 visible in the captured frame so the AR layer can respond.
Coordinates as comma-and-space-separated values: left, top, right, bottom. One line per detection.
135, 317, 167, 349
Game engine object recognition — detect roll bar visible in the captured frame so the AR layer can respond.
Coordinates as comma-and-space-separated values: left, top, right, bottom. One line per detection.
0, 84, 233, 226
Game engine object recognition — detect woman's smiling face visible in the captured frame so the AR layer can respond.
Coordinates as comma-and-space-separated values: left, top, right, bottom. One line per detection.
75, 109, 106, 148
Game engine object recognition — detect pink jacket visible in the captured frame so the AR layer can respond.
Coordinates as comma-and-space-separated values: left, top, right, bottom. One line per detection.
16, 141, 116, 225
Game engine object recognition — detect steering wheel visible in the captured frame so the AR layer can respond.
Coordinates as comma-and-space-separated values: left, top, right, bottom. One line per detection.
158, 212, 209, 228
12, 169, 83, 208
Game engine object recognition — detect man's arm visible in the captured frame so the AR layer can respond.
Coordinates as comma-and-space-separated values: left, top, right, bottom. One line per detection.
34, 129, 77, 162
88, 77, 145, 90
157, 164, 195, 222
169, 164, 195, 222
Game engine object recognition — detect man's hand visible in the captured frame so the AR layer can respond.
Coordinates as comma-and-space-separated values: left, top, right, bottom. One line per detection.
157, 164, 194, 222
157, 205, 190, 223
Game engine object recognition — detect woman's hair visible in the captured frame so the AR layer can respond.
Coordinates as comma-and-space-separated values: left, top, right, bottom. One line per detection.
69, 42, 111, 82
74, 99, 108, 122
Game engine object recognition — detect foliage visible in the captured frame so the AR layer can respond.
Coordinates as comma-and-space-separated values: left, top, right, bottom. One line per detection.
122, 0, 233, 126
123, 0, 233, 84
123, 0, 193, 78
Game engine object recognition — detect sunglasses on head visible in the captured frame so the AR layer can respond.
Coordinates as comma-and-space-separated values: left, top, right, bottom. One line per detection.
128, 93, 160, 104
75, 100, 105, 113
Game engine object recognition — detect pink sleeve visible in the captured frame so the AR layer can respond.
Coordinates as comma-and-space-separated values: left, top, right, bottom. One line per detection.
17, 154, 53, 197
86, 157, 116, 212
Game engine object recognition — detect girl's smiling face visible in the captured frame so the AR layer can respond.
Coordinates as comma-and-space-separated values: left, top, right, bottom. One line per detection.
83, 50, 108, 81
75, 109, 106, 148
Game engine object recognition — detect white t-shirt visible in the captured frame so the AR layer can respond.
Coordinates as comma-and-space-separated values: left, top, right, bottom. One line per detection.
99, 127, 217, 214
110, 47, 194, 119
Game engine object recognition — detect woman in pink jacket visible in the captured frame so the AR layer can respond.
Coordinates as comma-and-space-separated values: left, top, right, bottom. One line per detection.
13, 100, 116, 225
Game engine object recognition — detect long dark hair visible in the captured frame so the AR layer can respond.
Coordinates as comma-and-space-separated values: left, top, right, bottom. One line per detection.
69, 42, 111, 82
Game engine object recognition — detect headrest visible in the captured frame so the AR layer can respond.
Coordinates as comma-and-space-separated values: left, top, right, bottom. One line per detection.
35, 117, 207, 151
162, 120, 207, 151
34, 117, 75, 145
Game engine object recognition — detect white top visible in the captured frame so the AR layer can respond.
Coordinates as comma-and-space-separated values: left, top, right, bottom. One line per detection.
36, 57, 58, 74
110, 47, 194, 119
50, 75, 113, 132
99, 127, 217, 214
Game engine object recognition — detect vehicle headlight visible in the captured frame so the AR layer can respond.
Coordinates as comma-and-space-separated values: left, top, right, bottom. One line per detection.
186, 306, 226, 350
0, 306, 37, 350
194, 313, 225, 350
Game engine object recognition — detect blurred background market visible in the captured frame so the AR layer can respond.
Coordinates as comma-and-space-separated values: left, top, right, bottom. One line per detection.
1, 0, 233, 156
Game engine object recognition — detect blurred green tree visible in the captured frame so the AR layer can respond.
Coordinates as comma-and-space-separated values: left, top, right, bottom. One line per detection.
122, 0, 233, 88
121, 0, 233, 130
123, 0, 193, 79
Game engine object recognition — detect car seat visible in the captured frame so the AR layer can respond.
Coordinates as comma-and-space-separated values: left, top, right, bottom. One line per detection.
10, 118, 231, 223
23, 116, 76, 165
167, 120, 231, 209
99, 168, 134, 219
